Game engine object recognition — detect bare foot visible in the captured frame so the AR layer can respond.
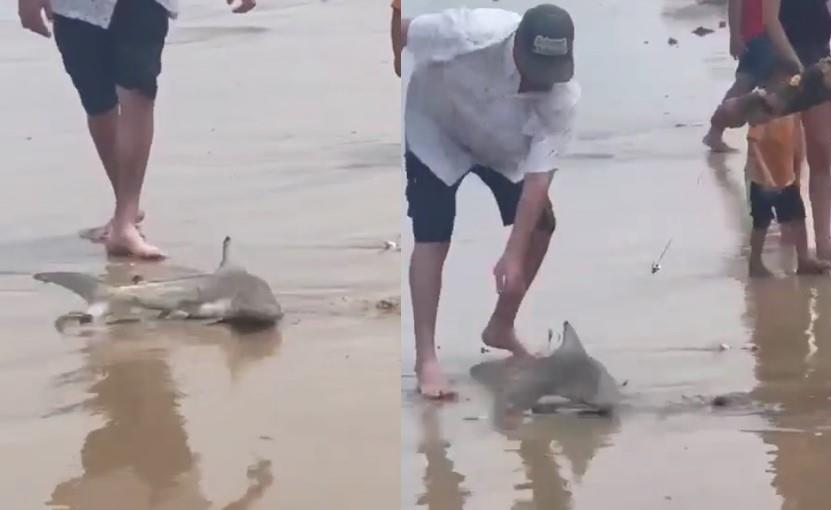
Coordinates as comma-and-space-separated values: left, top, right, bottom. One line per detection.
702, 132, 737, 153
106, 223, 166, 260
749, 261, 774, 278
415, 358, 457, 400
79, 210, 146, 243
482, 319, 533, 359
797, 258, 831, 275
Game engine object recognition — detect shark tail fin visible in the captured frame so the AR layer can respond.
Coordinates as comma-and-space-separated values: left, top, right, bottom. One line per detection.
33, 272, 111, 303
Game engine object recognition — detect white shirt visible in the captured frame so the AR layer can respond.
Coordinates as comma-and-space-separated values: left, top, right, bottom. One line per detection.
51, 0, 179, 29
404, 7, 580, 186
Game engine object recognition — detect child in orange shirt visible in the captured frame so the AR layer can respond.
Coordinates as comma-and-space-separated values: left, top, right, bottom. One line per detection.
391, 0, 402, 76
747, 57, 831, 277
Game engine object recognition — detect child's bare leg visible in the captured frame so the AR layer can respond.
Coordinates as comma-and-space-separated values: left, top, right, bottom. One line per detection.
749, 227, 773, 277
787, 221, 831, 274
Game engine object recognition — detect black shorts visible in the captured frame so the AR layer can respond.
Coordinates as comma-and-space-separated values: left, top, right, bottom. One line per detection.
405, 150, 555, 243
53, 0, 170, 116
736, 34, 777, 85
749, 182, 806, 230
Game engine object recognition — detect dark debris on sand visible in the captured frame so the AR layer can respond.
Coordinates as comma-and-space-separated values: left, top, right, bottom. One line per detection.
668, 37, 678, 46
692, 26, 715, 36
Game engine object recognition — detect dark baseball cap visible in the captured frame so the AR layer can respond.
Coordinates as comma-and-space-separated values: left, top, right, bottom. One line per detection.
514, 4, 575, 90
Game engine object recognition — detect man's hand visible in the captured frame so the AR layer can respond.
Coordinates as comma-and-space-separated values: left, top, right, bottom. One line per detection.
227, 0, 256, 14
18, 0, 52, 38
494, 250, 526, 297
729, 35, 746, 60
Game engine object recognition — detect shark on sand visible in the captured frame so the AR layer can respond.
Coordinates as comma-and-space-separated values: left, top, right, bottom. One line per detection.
34, 236, 282, 330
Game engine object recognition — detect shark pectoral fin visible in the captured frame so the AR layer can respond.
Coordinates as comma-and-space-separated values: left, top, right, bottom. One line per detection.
34, 272, 109, 303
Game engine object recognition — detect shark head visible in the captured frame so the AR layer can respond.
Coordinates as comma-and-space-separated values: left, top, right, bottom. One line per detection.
503, 321, 623, 413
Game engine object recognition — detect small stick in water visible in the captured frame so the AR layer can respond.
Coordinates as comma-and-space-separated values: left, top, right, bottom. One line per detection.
651, 238, 673, 274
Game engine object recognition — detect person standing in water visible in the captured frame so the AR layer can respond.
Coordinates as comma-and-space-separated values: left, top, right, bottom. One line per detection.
17, 0, 256, 259
763, 0, 831, 260
744, 57, 830, 277
401, 4, 579, 399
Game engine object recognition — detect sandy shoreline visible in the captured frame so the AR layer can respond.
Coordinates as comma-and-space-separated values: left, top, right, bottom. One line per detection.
0, 0, 400, 508
402, 0, 831, 509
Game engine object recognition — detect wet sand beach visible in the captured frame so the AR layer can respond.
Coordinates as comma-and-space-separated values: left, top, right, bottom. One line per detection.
402, 1, 831, 509
0, 0, 399, 508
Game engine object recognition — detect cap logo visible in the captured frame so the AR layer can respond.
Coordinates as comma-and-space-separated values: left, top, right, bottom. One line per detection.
532, 35, 568, 56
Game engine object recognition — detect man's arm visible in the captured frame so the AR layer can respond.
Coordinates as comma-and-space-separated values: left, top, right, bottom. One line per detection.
507, 172, 552, 257
18, 0, 52, 37
728, 0, 745, 59
750, 140, 778, 188
392, 5, 402, 76
494, 171, 553, 295
719, 58, 831, 127
763, 0, 803, 70
793, 118, 805, 184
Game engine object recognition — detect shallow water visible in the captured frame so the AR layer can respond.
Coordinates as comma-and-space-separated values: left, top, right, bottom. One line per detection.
401, 0, 831, 508
0, 0, 400, 508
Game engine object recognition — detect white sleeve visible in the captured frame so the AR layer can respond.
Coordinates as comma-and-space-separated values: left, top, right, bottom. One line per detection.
520, 83, 580, 175
520, 112, 576, 175
406, 8, 520, 66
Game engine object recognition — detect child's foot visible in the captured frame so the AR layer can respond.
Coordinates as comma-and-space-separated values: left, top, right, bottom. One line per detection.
703, 131, 737, 153
797, 258, 831, 275
749, 261, 774, 278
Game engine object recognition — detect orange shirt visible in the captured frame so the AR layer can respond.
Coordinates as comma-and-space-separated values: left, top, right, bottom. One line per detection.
747, 114, 799, 188
391, 0, 400, 11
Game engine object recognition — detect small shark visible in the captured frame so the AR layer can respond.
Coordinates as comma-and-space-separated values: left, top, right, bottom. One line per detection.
499, 321, 623, 414
34, 236, 283, 328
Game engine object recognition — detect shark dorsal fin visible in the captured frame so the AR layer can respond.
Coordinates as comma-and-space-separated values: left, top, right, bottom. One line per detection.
219, 236, 232, 269
558, 321, 588, 358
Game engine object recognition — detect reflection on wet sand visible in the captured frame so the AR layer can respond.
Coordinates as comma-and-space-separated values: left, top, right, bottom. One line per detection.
746, 277, 831, 510
46, 263, 279, 510
709, 135, 831, 510
417, 406, 469, 510
508, 413, 617, 510
412, 360, 620, 510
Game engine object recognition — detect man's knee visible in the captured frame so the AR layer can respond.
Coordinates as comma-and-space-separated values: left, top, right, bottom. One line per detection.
536, 202, 556, 234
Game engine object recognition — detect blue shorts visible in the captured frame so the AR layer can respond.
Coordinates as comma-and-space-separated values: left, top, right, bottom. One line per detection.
736, 34, 776, 85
